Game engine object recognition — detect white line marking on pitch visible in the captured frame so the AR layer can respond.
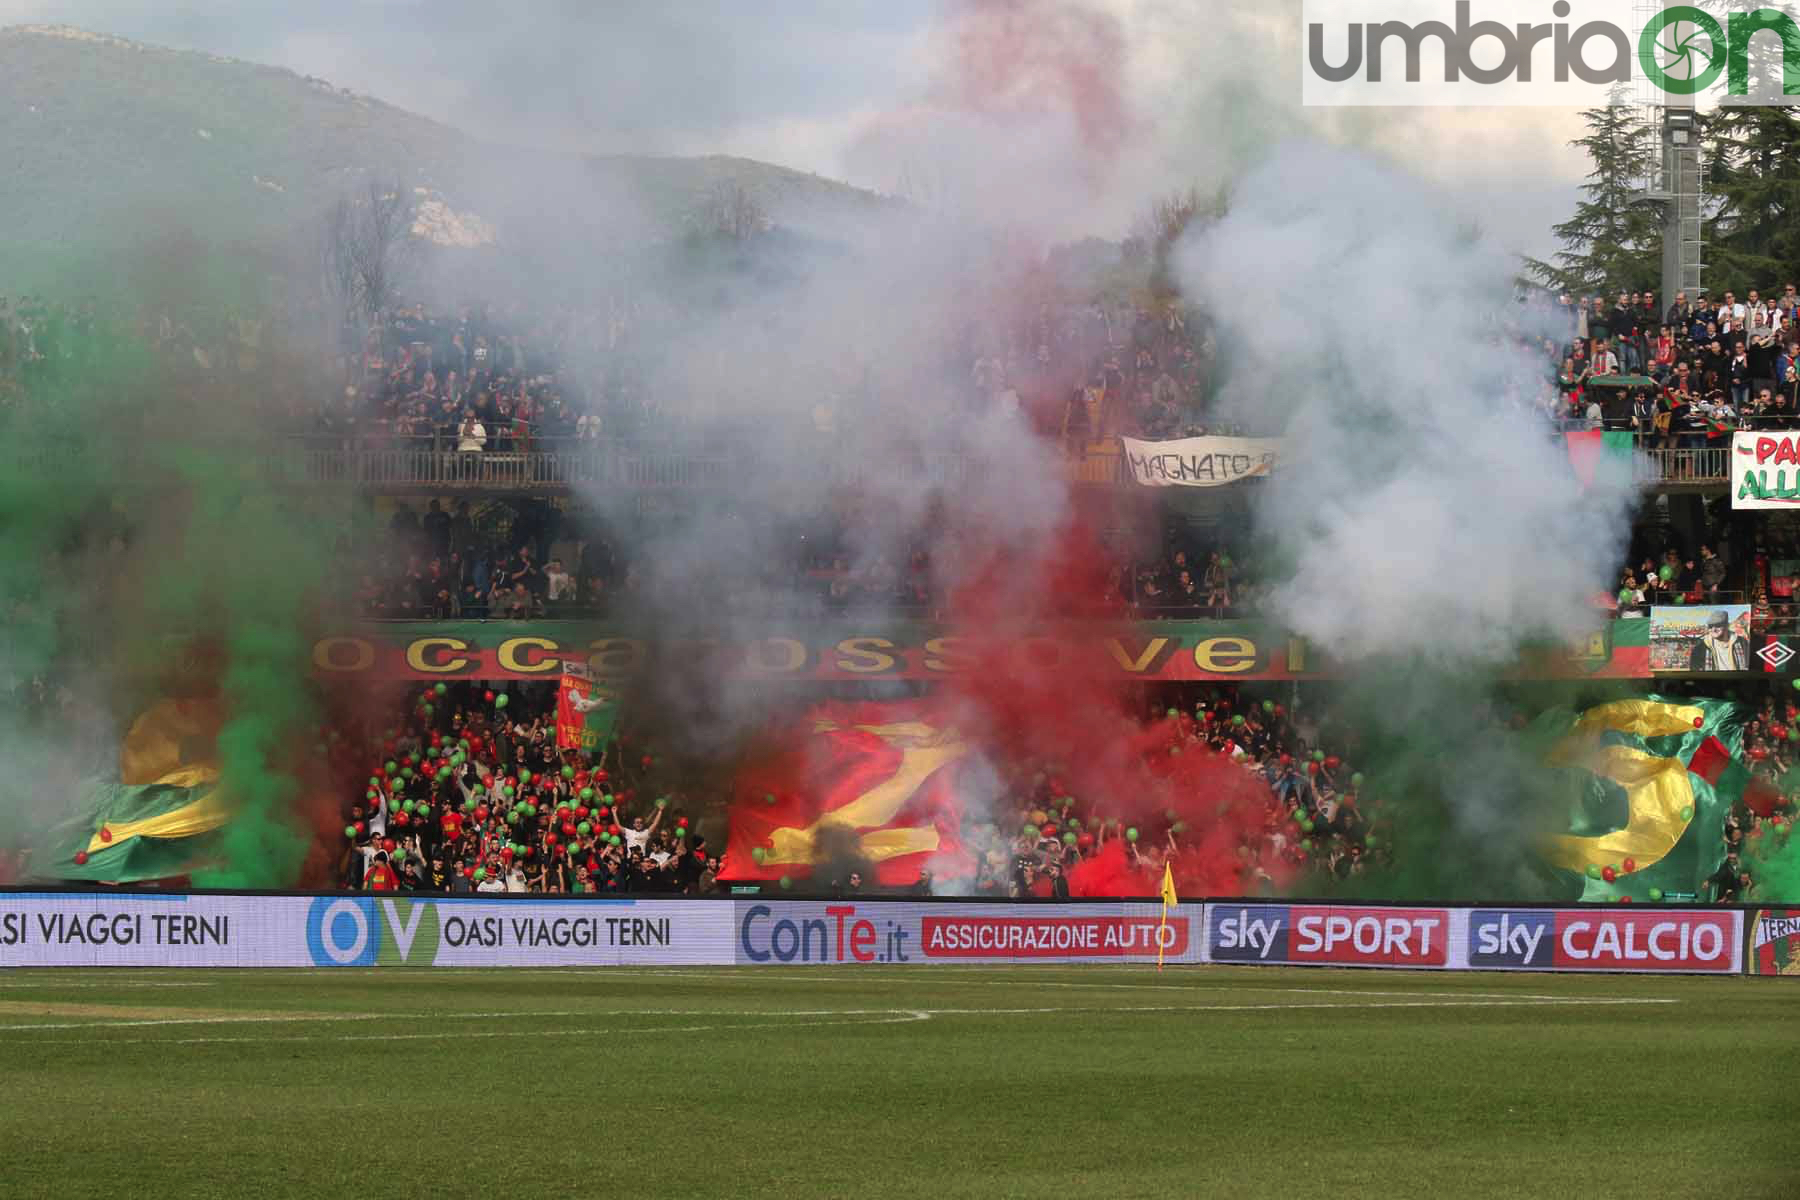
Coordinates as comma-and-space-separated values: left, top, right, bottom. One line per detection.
0, 996, 1677, 1045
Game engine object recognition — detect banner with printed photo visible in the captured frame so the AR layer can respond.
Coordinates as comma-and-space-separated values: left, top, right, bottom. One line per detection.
1120, 436, 1281, 487
555, 660, 617, 752
1649, 606, 1753, 672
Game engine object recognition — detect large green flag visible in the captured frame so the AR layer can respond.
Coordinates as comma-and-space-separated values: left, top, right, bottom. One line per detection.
33, 778, 229, 882
1532, 697, 1738, 901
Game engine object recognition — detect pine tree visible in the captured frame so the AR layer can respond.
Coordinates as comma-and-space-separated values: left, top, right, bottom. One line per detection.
1525, 86, 1659, 295
1703, 30, 1800, 289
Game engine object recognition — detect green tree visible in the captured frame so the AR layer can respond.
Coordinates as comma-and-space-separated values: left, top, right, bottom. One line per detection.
1702, 26, 1800, 289
1526, 87, 1658, 295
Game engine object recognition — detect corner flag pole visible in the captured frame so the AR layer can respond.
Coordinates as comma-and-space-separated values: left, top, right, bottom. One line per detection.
1157, 862, 1177, 972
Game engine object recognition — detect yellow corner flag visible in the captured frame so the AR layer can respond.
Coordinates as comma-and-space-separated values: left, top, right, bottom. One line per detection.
1157, 863, 1178, 971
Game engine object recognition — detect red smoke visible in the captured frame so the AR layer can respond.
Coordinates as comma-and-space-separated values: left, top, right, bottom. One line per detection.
946, 0, 1134, 175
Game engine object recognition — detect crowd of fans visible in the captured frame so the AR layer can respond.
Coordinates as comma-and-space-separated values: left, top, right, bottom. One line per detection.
1547, 286, 1800, 436
338, 681, 715, 894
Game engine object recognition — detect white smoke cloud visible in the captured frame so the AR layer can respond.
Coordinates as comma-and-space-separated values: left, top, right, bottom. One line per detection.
1176, 143, 1635, 664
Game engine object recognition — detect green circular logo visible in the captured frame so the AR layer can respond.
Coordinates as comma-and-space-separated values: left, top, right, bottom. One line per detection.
1639, 7, 1726, 95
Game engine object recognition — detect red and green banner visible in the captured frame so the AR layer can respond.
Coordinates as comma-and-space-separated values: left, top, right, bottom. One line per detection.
1747, 909, 1800, 976
309, 619, 1659, 683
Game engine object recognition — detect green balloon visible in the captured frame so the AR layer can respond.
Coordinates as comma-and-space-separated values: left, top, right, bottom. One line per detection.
502, 786, 515, 799
451, 751, 465, 766
494, 694, 509, 709
1351, 772, 1365, 788
400, 767, 414, 780
752, 847, 766, 865
385, 761, 397, 774
507, 812, 521, 825
1658, 563, 1675, 581
1586, 864, 1602, 879
422, 704, 433, 717
1364, 834, 1379, 849
1022, 824, 1040, 840
519, 769, 532, 784
366, 789, 377, 801
763, 793, 776, 805
1301, 838, 1312, 852
472, 783, 485, 795
1231, 714, 1244, 727
580, 787, 594, 801
1300, 819, 1314, 833
1648, 888, 1664, 901
674, 827, 686, 839
779, 875, 792, 890
426, 746, 439, 760
1312, 750, 1325, 762
391, 848, 406, 863
473, 869, 487, 882
390, 776, 404, 791
1068, 818, 1081, 831
1125, 827, 1139, 842
577, 821, 592, 836
655, 796, 668, 808
1262, 699, 1275, 713
527, 802, 539, 815
1063, 832, 1078, 845
462, 799, 476, 813
562, 765, 575, 780
458, 739, 470, 751
368, 776, 379, 788
610, 834, 622, 846
434, 683, 447, 696
1171, 821, 1187, 834
1165, 707, 1178, 718
437, 767, 451, 782
343, 825, 357, 839
401, 799, 415, 814
1680, 806, 1694, 821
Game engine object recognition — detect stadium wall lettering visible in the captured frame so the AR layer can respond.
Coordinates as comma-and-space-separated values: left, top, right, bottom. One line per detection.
306, 620, 1662, 682
0, 893, 1768, 975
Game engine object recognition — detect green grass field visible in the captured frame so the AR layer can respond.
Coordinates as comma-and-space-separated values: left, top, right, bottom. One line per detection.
0, 966, 1788, 1199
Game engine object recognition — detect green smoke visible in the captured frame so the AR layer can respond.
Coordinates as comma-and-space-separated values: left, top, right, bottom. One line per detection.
0, 256, 333, 886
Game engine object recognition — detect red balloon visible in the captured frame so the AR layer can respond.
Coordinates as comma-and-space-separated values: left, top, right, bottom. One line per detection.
98, 827, 112, 843
1693, 717, 1703, 728
1273, 705, 1285, 718
595, 770, 609, 784
1622, 857, 1636, 873
1306, 762, 1319, 775
1279, 754, 1291, 767
401, 755, 414, 768
484, 690, 496, 703
676, 817, 688, 828
475, 805, 490, 822
1619, 895, 1634, 904
73, 850, 89, 866
562, 822, 576, 838
641, 755, 653, 768
430, 734, 443, 747
1601, 865, 1617, 883
374, 766, 387, 778
1041, 825, 1058, 839
393, 812, 409, 828
382, 838, 396, 853
501, 847, 514, 861
575, 806, 590, 820
354, 821, 365, 835
1077, 832, 1094, 850
1324, 756, 1340, 770
462, 866, 475, 878
383, 739, 397, 753
598, 806, 611, 820
608, 824, 622, 837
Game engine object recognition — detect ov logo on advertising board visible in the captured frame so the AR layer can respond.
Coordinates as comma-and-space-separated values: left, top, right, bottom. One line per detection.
306, 896, 441, 966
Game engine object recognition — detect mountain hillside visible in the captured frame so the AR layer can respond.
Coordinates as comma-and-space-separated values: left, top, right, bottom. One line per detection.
0, 25, 897, 284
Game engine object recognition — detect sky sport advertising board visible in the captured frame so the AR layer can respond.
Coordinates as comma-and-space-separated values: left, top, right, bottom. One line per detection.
0, 893, 735, 968
1202, 904, 1743, 973
733, 901, 1198, 965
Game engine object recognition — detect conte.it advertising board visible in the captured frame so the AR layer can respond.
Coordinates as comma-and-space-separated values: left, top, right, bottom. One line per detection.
1202, 904, 1743, 973
733, 901, 1198, 965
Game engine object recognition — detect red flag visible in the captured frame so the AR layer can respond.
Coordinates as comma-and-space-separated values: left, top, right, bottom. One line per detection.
1685, 735, 1732, 785
717, 701, 971, 887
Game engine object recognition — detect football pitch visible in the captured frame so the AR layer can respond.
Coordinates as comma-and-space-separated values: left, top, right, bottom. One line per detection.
0, 965, 1787, 1200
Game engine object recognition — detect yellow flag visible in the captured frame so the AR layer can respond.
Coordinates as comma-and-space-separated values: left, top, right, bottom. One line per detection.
1160, 862, 1178, 908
